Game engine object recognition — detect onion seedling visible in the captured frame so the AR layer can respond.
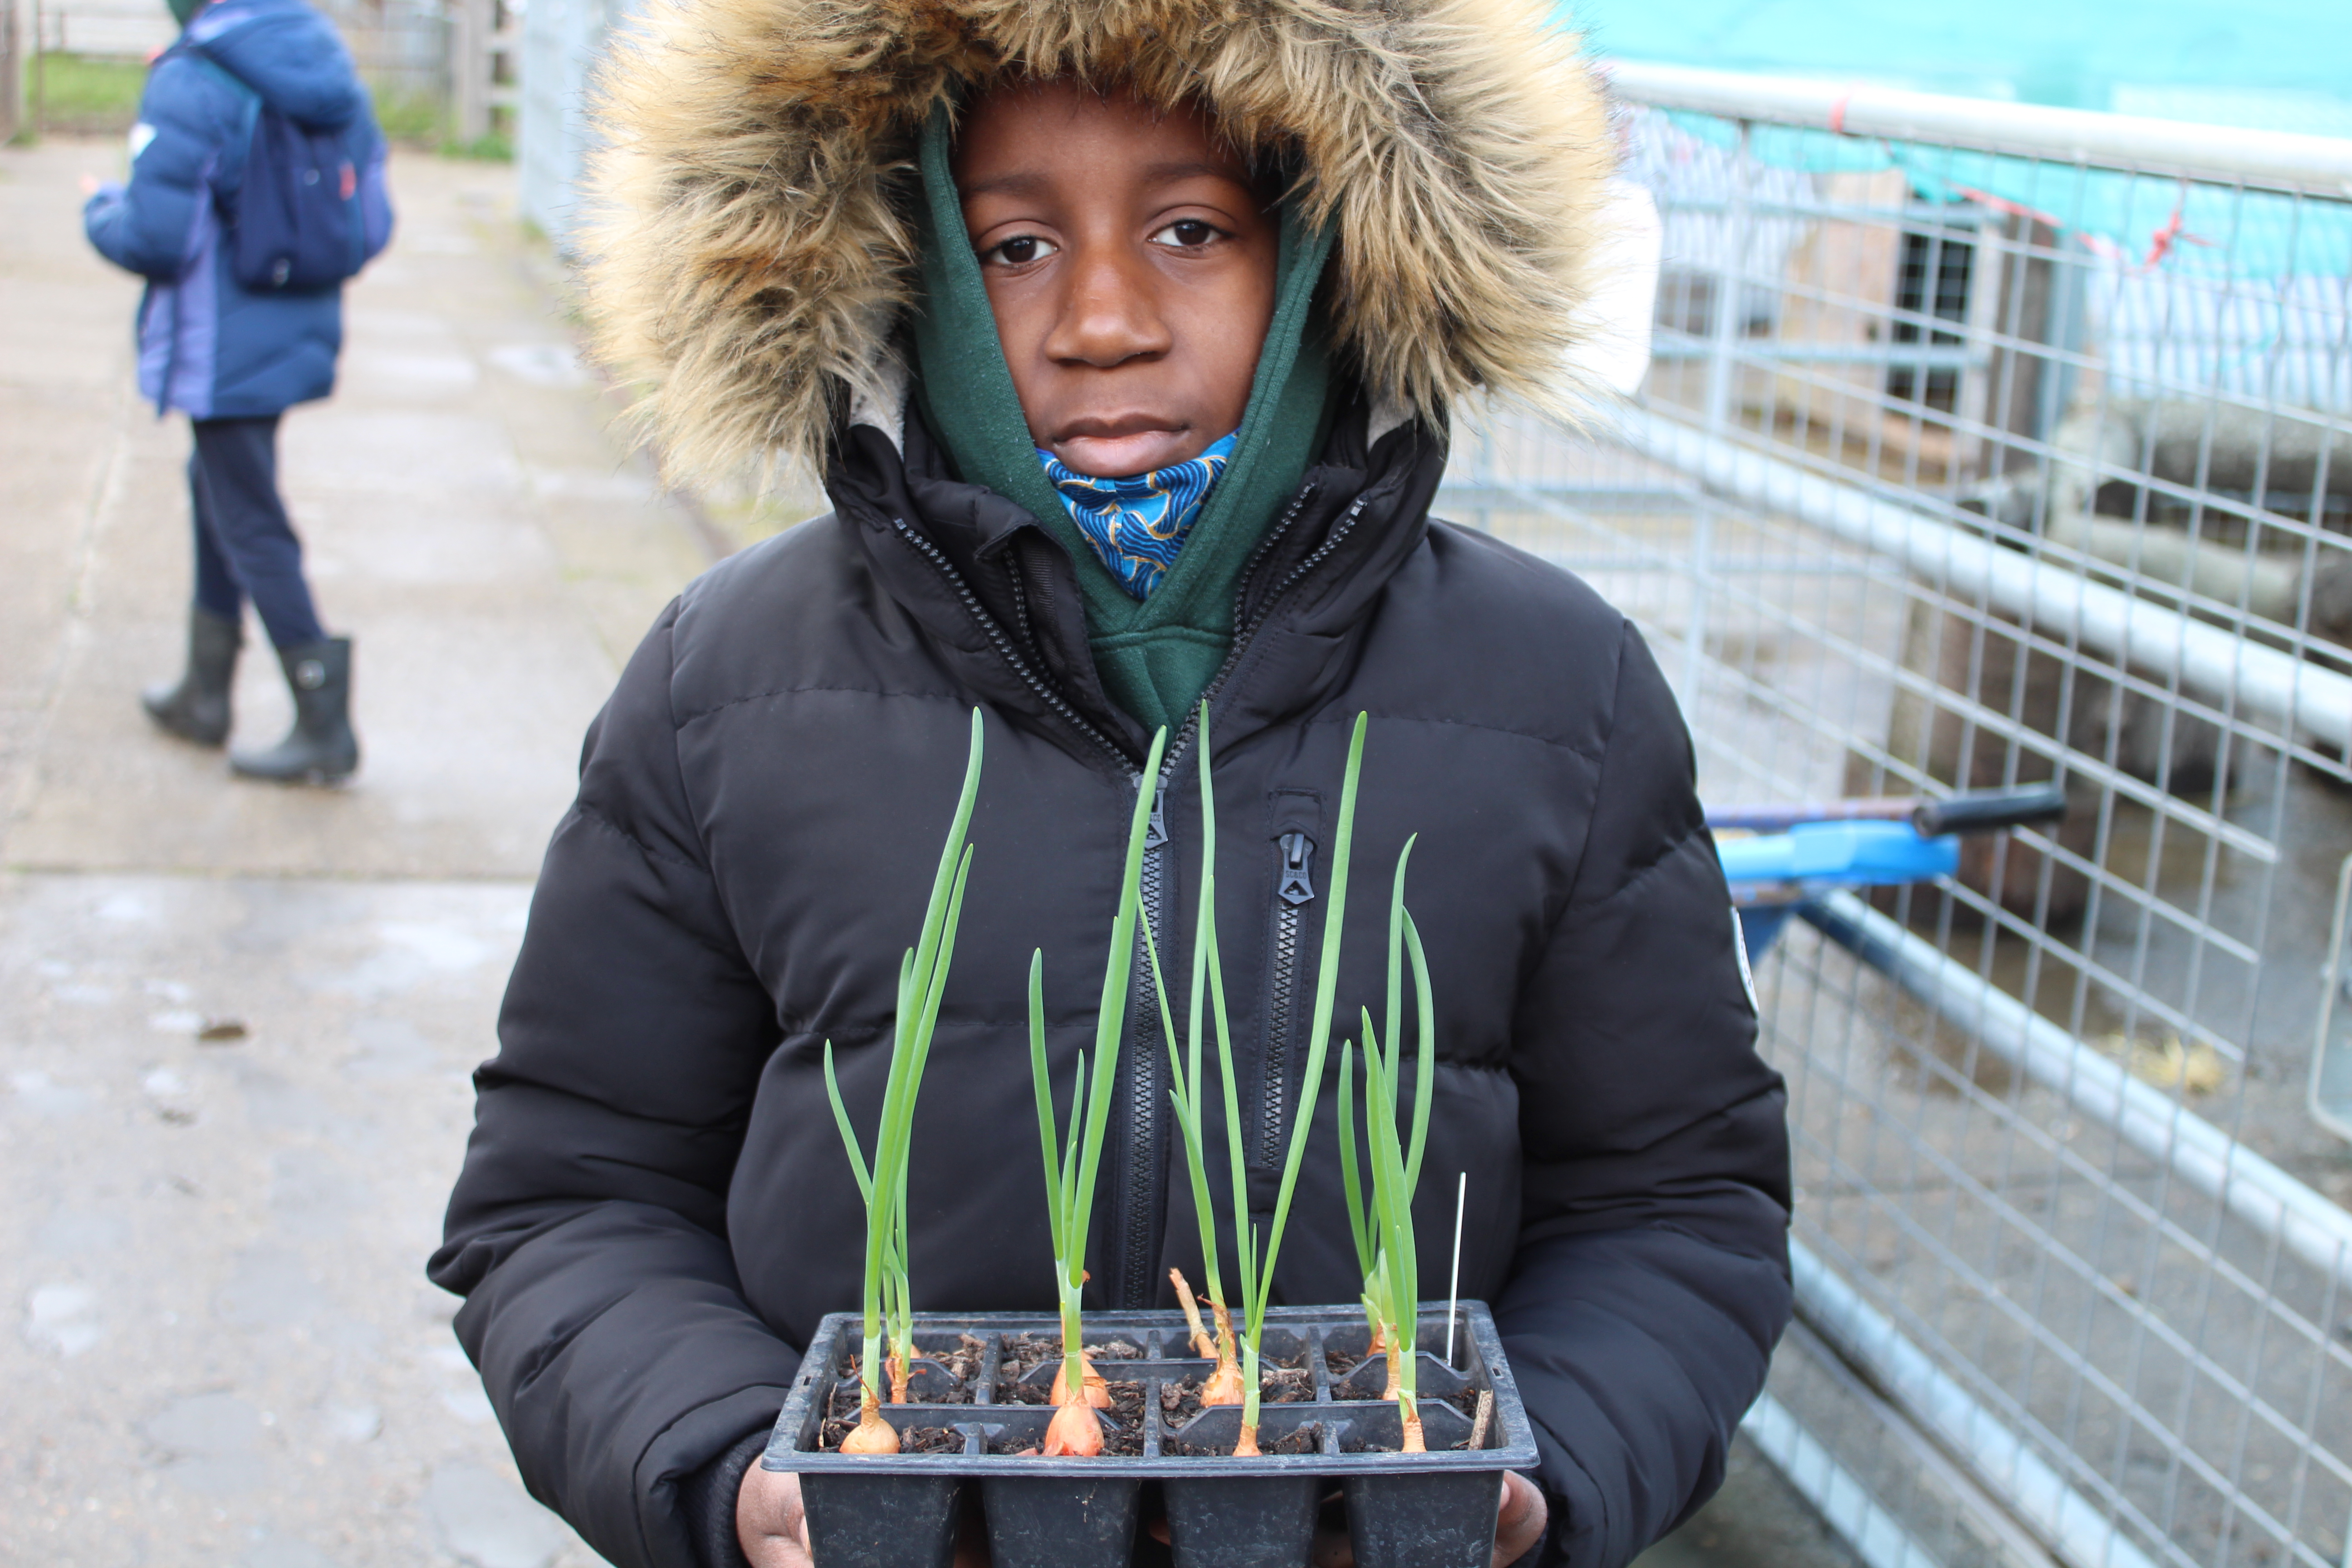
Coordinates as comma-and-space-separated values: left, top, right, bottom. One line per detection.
1141, 708, 1244, 1406
820, 709, 984, 1454
1026, 727, 1170, 1457
1336, 844, 1438, 1451
1158, 710, 1369, 1457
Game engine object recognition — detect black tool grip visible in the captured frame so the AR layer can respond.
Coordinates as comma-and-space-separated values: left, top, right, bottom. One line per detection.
1911, 783, 2068, 836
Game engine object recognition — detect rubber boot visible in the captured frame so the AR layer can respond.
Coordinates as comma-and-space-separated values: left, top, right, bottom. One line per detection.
141, 607, 243, 746
230, 637, 359, 784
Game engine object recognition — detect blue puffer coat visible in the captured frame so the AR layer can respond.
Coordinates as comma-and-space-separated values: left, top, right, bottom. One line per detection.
83, 0, 390, 419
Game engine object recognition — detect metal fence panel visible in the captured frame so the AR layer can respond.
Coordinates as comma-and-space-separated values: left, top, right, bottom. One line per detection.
1440, 70, 2352, 1568
32, 0, 171, 59
336, 0, 452, 124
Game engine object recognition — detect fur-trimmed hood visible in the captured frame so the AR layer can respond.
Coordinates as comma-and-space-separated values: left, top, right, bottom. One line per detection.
585, 0, 1613, 481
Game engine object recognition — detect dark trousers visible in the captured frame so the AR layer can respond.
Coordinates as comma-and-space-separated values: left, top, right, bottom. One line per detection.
189, 415, 325, 651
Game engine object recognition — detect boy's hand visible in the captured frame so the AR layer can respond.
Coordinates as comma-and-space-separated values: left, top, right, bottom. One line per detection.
738, 1467, 813, 1568
1493, 1472, 1550, 1564
1310, 1472, 1548, 1568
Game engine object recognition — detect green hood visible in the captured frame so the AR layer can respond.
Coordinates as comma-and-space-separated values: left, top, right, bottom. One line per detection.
907, 106, 1336, 734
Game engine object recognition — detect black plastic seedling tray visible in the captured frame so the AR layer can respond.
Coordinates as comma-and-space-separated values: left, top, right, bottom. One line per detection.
763, 1303, 1537, 1568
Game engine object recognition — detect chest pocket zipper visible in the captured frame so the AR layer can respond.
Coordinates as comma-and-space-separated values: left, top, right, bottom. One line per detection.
1260, 829, 1317, 1171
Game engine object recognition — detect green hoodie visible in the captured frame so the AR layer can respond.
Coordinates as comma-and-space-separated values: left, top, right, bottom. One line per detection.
906, 107, 1335, 735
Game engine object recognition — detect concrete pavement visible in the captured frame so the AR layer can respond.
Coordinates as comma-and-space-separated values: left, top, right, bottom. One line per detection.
1, 134, 708, 1568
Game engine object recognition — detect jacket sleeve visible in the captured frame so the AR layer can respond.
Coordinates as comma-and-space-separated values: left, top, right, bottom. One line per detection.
429, 601, 796, 1568
1499, 619, 1793, 1568
84, 56, 240, 280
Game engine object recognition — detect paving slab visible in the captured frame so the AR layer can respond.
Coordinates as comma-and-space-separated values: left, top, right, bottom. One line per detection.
1634, 1436, 1868, 1568
0, 139, 140, 847
0, 870, 603, 1568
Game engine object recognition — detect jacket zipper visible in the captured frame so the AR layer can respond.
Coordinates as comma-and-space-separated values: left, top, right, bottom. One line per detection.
892, 484, 1374, 1309
1111, 483, 1375, 1303
998, 554, 1036, 666
1261, 830, 1318, 1170
893, 517, 1175, 1308
1112, 777, 1174, 1307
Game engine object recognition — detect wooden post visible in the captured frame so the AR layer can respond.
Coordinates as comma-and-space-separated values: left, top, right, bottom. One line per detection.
450, 0, 488, 143
487, 0, 516, 137
29, 0, 44, 136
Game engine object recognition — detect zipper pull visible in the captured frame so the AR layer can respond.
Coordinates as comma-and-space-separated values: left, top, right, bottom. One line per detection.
1277, 831, 1316, 905
1145, 782, 1170, 850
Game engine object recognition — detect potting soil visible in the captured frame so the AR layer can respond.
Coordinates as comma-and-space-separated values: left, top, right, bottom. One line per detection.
1158, 1365, 1314, 1425
997, 1334, 1146, 1388
828, 1338, 987, 1409
817, 1419, 962, 1453
1163, 1423, 1321, 1457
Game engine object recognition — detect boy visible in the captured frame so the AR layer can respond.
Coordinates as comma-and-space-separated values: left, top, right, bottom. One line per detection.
431, 4, 1791, 1565
85, 0, 384, 783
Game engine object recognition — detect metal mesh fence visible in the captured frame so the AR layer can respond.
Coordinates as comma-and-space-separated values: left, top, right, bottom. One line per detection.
27, 0, 173, 59
14, 0, 452, 127
333, 0, 454, 130
1440, 71, 2352, 1568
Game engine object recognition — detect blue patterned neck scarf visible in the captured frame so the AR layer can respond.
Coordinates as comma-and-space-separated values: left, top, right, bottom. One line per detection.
1037, 433, 1239, 601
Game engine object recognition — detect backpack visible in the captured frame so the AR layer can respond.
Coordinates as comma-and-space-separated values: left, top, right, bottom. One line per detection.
228, 102, 386, 291
177, 37, 394, 294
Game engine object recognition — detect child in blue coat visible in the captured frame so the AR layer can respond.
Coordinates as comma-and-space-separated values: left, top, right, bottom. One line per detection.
84, 0, 389, 783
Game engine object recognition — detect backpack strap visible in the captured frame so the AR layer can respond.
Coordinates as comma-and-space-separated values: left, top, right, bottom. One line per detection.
171, 41, 261, 207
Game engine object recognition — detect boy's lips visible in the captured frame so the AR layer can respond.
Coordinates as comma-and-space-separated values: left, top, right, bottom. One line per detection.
1051, 416, 1196, 476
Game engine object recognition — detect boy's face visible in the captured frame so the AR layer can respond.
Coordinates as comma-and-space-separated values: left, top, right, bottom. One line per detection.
955, 80, 1279, 478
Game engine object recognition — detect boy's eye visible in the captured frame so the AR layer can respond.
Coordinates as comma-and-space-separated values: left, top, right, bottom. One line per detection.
1149, 219, 1223, 250
984, 234, 1058, 267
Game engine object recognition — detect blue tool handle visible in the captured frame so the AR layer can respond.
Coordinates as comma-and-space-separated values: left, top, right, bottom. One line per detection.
1716, 820, 1960, 887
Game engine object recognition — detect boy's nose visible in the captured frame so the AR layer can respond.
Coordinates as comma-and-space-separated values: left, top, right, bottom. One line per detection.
1046, 246, 1173, 368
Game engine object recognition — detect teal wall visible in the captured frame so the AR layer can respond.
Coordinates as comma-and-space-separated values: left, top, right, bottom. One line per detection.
1576, 0, 2352, 130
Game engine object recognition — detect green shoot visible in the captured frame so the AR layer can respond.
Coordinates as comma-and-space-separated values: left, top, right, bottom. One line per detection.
1132, 710, 1377, 1454
821, 709, 985, 1453
1337, 1041, 1384, 1358
1140, 710, 1245, 1403
1026, 726, 1171, 1456
1345, 841, 1438, 1450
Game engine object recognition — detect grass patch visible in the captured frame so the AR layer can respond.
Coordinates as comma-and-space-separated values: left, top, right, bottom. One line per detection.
16, 57, 508, 160
369, 86, 447, 147
438, 130, 512, 161
365, 82, 514, 161
23, 51, 148, 135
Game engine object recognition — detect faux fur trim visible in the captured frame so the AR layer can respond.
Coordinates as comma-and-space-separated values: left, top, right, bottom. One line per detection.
848, 351, 911, 451
584, 0, 1612, 483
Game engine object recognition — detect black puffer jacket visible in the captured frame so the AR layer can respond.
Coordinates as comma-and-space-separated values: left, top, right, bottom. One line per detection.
430, 398, 1791, 1568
